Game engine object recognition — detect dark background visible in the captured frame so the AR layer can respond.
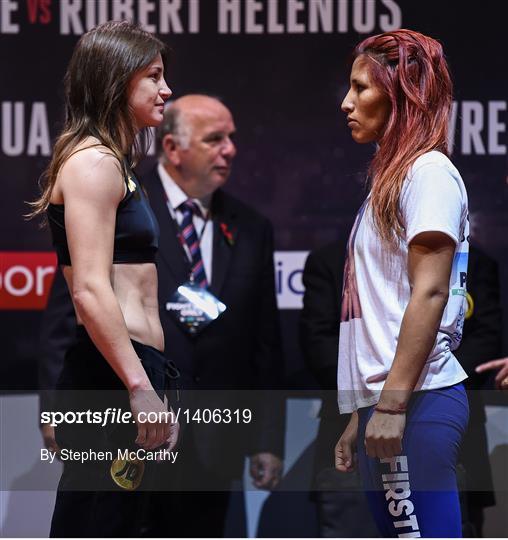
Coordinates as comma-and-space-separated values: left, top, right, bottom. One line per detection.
1, 0, 506, 391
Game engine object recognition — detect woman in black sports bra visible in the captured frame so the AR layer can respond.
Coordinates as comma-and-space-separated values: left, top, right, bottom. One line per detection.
30, 21, 177, 536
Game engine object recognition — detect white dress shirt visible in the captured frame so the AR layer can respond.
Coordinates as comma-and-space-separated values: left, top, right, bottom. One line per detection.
157, 163, 213, 283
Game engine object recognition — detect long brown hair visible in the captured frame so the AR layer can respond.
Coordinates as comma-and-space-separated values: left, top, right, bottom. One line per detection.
29, 21, 166, 218
354, 29, 452, 244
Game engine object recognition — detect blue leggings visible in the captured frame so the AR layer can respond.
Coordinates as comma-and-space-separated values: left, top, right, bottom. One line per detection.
357, 383, 469, 538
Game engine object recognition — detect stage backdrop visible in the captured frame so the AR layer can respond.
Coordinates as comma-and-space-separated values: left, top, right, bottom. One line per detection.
1, 0, 507, 390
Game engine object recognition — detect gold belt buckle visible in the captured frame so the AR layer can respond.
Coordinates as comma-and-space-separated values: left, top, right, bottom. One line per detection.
110, 456, 145, 490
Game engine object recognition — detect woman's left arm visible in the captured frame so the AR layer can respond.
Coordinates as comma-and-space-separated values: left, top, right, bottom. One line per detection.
365, 231, 456, 458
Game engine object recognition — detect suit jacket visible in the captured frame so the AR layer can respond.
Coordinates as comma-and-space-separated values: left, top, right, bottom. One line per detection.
299, 240, 349, 478
38, 268, 75, 415
454, 245, 502, 389
454, 245, 500, 507
144, 167, 285, 476
39, 166, 285, 479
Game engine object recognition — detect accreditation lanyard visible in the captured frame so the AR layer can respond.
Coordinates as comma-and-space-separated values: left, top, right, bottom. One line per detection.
162, 193, 226, 335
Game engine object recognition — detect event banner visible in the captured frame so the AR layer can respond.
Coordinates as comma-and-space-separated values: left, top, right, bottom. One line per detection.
1, 0, 506, 389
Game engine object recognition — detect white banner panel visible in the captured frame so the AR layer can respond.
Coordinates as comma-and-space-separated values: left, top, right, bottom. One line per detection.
274, 250, 309, 310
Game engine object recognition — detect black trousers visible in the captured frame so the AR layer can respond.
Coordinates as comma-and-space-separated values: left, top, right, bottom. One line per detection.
311, 411, 378, 538
50, 329, 170, 538
142, 428, 232, 538
50, 490, 148, 538
143, 491, 231, 538
314, 468, 378, 538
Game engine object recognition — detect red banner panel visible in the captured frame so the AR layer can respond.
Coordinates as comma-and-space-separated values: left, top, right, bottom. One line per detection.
0, 252, 57, 310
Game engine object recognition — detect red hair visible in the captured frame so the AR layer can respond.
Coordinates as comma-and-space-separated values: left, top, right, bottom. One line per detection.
353, 29, 452, 243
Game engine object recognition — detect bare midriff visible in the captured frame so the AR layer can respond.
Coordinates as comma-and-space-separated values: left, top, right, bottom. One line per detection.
62, 262, 164, 352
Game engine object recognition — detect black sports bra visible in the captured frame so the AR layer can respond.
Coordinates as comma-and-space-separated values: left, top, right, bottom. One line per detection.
47, 167, 159, 266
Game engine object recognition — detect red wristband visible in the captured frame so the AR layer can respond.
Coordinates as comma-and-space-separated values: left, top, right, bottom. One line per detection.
374, 405, 407, 415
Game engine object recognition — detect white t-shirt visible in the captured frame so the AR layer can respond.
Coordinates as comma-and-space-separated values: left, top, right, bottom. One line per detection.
337, 151, 469, 413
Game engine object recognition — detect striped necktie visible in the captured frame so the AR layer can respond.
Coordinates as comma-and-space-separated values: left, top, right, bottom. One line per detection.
178, 200, 208, 288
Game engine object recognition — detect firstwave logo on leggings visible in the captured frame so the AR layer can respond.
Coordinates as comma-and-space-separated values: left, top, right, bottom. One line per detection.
381, 456, 421, 538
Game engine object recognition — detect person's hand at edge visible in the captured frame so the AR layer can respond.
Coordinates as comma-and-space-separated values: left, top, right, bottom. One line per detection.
335, 411, 358, 472
476, 357, 508, 390
249, 452, 283, 490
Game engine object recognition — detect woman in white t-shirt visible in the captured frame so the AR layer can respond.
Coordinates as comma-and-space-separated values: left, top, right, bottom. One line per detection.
334, 29, 469, 537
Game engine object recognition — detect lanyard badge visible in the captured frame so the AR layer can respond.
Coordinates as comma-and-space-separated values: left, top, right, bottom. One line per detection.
166, 280, 227, 335
162, 192, 227, 334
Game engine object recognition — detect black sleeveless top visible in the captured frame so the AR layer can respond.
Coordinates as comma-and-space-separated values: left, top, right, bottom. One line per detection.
47, 166, 159, 266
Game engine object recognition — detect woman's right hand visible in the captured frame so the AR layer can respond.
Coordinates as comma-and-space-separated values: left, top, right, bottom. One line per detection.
129, 384, 178, 450
335, 411, 359, 473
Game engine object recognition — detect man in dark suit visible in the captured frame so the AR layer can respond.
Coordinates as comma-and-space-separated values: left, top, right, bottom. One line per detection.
144, 94, 284, 536
39, 95, 284, 537
454, 245, 500, 537
299, 239, 378, 538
